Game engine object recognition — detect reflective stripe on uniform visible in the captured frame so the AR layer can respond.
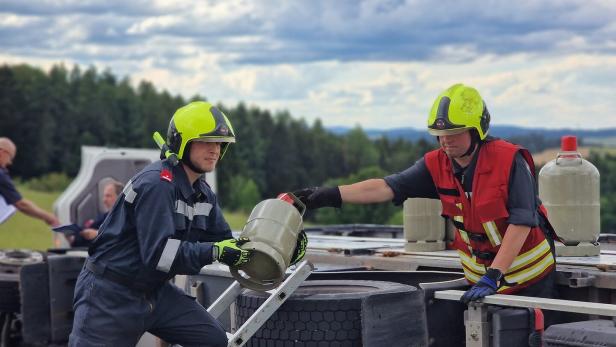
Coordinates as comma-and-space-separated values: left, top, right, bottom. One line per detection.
156, 238, 181, 272
175, 201, 213, 220
458, 240, 554, 289
194, 202, 213, 217
123, 181, 137, 204
458, 250, 485, 275
482, 221, 502, 246
453, 203, 464, 227
508, 239, 552, 273
458, 229, 471, 245
505, 252, 554, 285
461, 265, 481, 283
459, 263, 512, 293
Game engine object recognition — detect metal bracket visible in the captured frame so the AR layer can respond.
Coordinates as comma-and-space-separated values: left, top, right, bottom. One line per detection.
207, 260, 314, 347
561, 270, 596, 288
465, 303, 490, 347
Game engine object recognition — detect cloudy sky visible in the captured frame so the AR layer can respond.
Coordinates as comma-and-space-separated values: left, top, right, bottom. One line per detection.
1, 0, 615, 129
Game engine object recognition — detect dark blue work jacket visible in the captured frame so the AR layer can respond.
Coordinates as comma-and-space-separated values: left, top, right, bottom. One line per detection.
88, 159, 232, 288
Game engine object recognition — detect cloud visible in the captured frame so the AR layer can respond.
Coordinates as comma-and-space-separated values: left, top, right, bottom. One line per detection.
2, 0, 615, 64
0, 0, 166, 16
241, 0, 616, 64
1, 0, 616, 129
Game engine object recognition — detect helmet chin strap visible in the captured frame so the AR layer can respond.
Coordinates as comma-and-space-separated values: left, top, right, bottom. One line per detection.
460, 138, 477, 157
459, 131, 480, 158
182, 143, 206, 174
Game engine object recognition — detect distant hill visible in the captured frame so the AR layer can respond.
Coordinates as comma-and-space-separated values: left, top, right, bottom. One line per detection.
328, 125, 616, 145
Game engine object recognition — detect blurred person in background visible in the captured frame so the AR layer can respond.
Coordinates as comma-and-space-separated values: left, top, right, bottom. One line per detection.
70, 180, 124, 247
0, 137, 59, 226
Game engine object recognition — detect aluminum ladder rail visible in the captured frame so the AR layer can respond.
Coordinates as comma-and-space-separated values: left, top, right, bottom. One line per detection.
435, 289, 616, 347
207, 260, 314, 347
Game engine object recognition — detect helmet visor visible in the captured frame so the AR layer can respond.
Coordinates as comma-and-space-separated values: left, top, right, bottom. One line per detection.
427, 127, 470, 137
192, 136, 236, 143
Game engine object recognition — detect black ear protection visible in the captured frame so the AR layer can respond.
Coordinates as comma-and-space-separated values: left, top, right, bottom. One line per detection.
480, 101, 491, 136
167, 122, 183, 156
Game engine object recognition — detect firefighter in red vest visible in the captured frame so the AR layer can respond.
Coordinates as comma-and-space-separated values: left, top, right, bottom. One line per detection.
295, 83, 558, 303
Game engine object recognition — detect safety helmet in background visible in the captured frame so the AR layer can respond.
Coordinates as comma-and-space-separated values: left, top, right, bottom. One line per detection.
427, 83, 490, 140
167, 101, 236, 160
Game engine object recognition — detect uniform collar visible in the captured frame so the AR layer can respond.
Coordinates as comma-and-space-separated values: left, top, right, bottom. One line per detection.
193, 177, 209, 202
173, 164, 208, 201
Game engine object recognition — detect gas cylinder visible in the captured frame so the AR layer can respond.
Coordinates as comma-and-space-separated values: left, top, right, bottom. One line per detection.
230, 193, 305, 291
403, 198, 446, 251
539, 136, 600, 256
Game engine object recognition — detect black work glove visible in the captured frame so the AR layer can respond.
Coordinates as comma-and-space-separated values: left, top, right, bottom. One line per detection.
290, 230, 308, 265
292, 186, 342, 210
460, 268, 503, 304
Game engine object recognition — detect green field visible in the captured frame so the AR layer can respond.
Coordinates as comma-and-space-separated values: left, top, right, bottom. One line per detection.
0, 185, 248, 251
0, 186, 58, 250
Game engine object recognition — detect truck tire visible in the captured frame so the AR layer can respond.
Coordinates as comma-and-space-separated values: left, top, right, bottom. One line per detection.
0, 249, 44, 313
235, 280, 427, 347
0, 282, 20, 312
0, 249, 44, 268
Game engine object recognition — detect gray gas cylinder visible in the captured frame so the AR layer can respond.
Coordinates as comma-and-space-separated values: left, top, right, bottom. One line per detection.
539, 136, 600, 256
230, 194, 304, 291
403, 198, 446, 251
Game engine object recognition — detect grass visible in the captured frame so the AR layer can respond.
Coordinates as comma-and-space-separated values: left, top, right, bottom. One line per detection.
0, 185, 58, 250
0, 184, 249, 250
533, 145, 616, 166
225, 210, 249, 231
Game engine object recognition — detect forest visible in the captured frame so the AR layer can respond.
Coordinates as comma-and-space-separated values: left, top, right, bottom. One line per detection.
1, 63, 615, 232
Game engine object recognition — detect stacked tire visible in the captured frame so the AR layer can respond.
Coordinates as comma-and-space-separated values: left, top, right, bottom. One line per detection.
235, 280, 428, 347
0, 249, 44, 313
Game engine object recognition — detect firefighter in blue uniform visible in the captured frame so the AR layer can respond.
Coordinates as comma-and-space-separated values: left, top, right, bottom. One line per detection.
69, 101, 252, 347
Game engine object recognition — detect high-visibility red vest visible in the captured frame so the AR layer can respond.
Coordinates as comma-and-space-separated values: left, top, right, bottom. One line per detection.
424, 139, 555, 293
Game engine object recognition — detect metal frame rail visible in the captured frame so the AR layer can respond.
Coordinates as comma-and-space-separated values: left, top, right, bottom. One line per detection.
435, 289, 616, 347
207, 260, 314, 347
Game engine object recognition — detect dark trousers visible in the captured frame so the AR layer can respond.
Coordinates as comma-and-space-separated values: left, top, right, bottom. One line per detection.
516, 268, 558, 299
516, 268, 559, 327
69, 269, 227, 347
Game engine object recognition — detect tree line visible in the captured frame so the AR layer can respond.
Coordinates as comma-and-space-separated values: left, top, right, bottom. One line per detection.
0, 63, 434, 225
588, 153, 616, 234
1, 63, 615, 232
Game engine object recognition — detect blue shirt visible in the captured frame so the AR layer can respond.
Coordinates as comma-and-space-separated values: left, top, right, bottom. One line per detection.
0, 168, 22, 204
89, 160, 232, 287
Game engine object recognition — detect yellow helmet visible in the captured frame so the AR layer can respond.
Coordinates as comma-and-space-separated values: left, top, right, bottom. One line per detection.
167, 101, 235, 160
427, 83, 490, 140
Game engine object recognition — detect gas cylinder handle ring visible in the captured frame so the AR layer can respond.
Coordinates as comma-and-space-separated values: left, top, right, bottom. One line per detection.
556, 152, 583, 166
277, 192, 306, 216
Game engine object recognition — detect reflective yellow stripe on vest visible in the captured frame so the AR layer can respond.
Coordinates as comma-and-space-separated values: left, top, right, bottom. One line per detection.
505, 251, 554, 285
482, 221, 502, 247
458, 250, 484, 275
459, 265, 513, 293
508, 239, 552, 273
458, 229, 471, 245
454, 203, 464, 224
457, 239, 554, 290
454, 202, 469, 247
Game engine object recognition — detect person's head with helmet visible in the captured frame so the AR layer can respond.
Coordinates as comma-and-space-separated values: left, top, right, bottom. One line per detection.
427, 83, 491, 163
166, 101, 235, 177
